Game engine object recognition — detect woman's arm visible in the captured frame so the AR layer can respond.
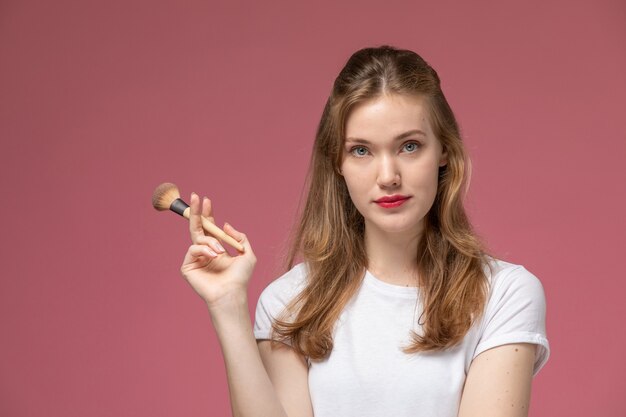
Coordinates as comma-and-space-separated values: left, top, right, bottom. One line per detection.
209, 296, 312, 417
457, 343, 537, 417
180, 193, 312, 417
257, 340, 314, 417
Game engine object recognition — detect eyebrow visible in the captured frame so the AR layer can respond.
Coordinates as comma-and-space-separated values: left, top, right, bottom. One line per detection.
345, 129, 427, 144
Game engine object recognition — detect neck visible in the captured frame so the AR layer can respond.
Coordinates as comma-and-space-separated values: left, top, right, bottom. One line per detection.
364, 222, 423, 287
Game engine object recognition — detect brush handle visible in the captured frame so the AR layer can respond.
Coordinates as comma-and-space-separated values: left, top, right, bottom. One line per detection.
182, 207, 245, 252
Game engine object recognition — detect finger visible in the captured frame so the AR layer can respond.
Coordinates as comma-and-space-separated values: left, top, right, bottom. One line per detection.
223, 222, 254, 255
189, 244, 218, 258
196, 235, 226, 254
202, 196, 215, 223
189, 193, 206, 243
183, 244, 219, 265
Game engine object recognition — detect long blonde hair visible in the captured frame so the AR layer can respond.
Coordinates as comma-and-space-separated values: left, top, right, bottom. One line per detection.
273, 45, 492, 359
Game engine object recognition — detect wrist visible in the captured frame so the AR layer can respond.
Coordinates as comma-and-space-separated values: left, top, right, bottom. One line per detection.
208, 293, 254, 341
206, 288, 249, 318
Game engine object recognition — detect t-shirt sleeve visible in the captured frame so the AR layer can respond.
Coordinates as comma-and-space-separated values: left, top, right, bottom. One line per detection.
253, 263, 306, 346
472, 265, 550, 377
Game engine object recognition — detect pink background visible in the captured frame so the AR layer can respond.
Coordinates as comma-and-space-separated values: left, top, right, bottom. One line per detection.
1, 0, 624, 415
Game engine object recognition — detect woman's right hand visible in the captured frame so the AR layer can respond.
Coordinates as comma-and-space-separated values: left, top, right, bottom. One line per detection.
180, 193, 257, 312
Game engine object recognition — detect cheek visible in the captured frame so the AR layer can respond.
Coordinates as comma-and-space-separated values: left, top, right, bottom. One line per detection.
408, 162, 442, 198
425, 169, 443, 203
344, 177, 364, 199
342, 170, 370, 204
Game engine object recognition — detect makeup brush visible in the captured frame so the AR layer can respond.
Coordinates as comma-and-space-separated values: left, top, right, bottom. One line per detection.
151, 182, 245, 252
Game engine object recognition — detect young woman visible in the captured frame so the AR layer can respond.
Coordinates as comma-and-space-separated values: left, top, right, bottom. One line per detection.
180, 45, 550, 417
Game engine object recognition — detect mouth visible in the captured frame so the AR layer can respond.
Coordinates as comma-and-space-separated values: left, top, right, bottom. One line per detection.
374, 195, 411, 208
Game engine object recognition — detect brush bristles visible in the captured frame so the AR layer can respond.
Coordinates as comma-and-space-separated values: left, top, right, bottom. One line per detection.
152, 182, 181, 211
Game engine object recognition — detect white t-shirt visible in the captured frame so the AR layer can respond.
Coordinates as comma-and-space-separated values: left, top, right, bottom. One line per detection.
253, 257, 550, 417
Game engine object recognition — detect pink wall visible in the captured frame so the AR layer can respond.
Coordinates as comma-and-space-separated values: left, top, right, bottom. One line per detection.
1, 0, 624, 415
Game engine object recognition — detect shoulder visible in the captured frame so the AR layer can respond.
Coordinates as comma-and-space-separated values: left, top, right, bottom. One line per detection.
254, 262, 310, 341
474, 257, 550, 376
259, 262, 309, 304
255, 262, 310, 320
484, 257, 546, 302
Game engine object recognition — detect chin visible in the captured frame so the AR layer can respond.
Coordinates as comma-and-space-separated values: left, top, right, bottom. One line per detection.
367, 219, 423, 236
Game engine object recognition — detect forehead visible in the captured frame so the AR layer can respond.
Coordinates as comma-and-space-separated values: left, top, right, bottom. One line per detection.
344, 94, 434, 140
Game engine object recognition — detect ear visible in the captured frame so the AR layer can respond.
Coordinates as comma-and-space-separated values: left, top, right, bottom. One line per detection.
439, 149, 448, 167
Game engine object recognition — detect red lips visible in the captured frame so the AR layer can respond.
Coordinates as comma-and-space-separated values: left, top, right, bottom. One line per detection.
374, 195, 411, 208
374, 195, 410, 203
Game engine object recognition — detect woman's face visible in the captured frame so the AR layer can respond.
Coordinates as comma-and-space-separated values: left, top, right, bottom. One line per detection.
340, 93, 447, 238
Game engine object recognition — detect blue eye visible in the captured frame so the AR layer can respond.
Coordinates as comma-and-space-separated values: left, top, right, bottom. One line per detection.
403, 142, 421, 153
350, 146, 369, 157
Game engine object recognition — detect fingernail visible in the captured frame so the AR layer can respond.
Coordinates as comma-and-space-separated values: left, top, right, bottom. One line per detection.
206, 248, 217, 257
216, 242, 225, 252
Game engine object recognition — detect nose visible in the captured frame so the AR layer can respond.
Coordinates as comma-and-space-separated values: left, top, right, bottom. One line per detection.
377, 154, 401, 188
